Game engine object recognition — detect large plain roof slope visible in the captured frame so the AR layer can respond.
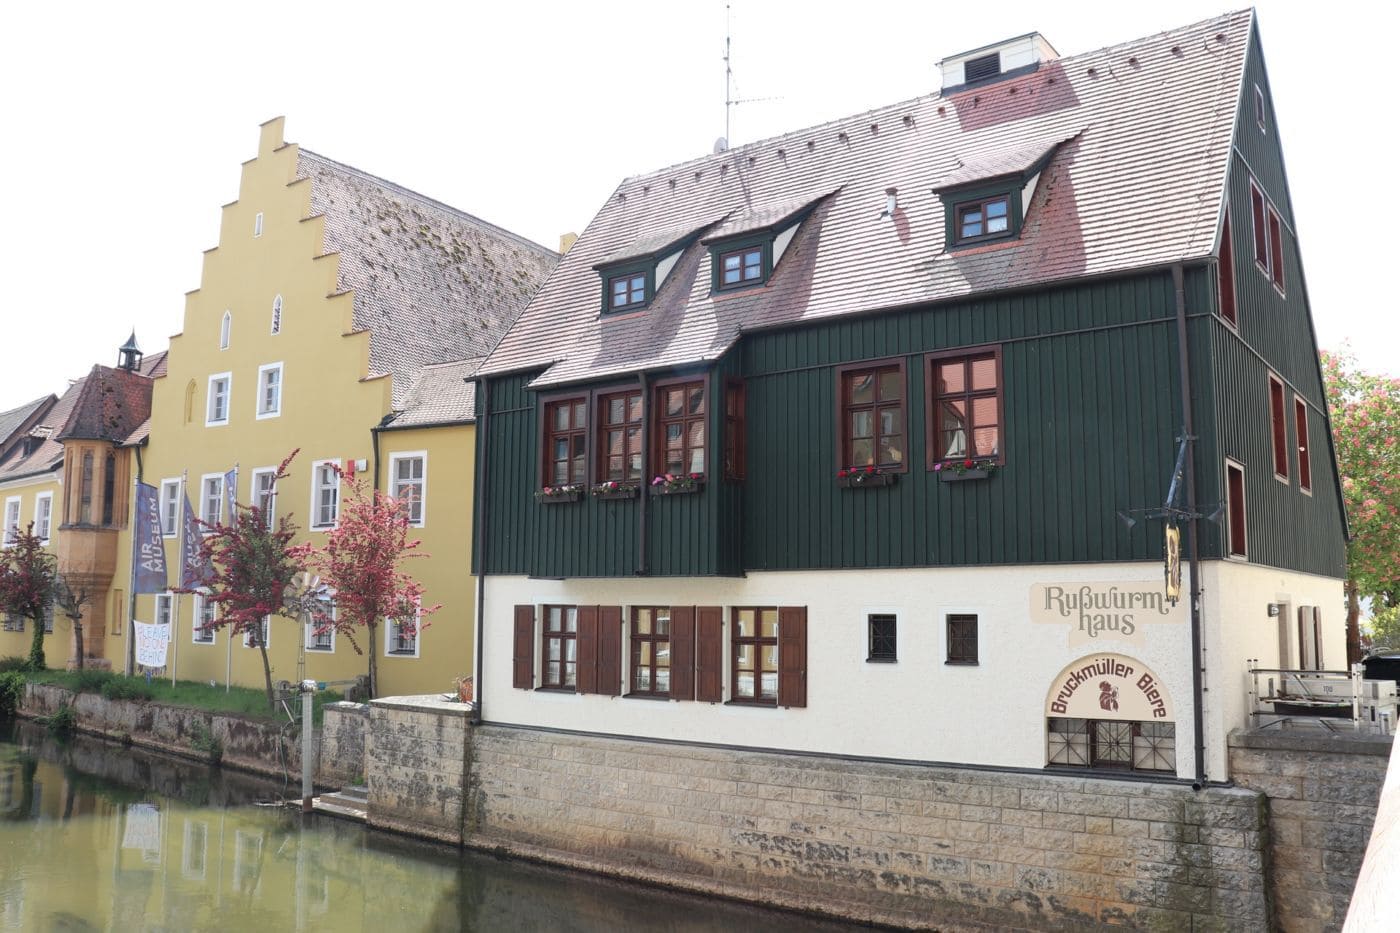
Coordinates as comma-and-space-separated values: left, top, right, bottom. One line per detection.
297, 150, 559, 408
479, 10, 1251, 387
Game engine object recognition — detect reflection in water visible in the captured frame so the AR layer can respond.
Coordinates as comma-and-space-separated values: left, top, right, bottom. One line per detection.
0, 723, 861, 932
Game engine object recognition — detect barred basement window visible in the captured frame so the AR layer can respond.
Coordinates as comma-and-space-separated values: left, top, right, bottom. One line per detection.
1047, 717, 1089, 767
867, 614, 897, 662
946, 613, 978, 665
1047, 718, 1176, 773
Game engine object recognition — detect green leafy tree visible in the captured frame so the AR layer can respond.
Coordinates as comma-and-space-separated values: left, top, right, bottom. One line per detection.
1370, 604, 1400, 651
1321, 348, 1400, 663
0, 523, 57, 670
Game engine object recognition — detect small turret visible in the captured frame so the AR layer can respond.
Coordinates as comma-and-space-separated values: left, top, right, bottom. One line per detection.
117, 330, 142, 372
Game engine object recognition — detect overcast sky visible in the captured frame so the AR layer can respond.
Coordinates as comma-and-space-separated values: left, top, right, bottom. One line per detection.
1, 1, 1391, 406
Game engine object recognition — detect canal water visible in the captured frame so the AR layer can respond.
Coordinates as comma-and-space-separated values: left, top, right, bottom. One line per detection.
0, 722, 870, 931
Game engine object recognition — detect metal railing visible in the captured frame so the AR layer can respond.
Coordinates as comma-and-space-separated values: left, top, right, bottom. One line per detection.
1246, 662, 1395, 734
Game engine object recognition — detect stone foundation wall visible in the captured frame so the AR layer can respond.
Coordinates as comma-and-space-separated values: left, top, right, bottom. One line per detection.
457, 725, 1268, 931
365, 695, 469, 845
1228, 730, 1392, 933
21, 682, 302, 781
318, 701, 368, 786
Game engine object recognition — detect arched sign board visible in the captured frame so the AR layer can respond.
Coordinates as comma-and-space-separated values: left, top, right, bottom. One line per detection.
1045, 654, 1173, 722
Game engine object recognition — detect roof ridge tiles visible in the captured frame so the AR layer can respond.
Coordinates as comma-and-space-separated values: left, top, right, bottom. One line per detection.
297, 148, 557, 259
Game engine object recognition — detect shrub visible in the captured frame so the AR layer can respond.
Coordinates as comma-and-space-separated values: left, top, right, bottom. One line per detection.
190, 719, 223, 765
0, 671, 24, 718
0, 656, 30, 673
101, 678, 154, 702
46, 704, 76, 736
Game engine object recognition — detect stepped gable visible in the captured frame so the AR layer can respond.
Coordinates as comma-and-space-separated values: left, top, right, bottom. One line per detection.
297, 150, 558, 408
479, 9, 1251, 387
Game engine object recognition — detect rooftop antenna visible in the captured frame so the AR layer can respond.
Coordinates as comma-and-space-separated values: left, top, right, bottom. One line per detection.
722, 3, 781, 151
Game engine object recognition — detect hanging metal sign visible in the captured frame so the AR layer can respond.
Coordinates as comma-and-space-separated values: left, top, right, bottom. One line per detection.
1164, 523, 1182, 606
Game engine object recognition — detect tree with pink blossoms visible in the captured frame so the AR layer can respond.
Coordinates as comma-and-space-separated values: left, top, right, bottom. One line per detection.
0, 523, 57, 670
1320, 348, 1400, 663
307, 464, 437, 699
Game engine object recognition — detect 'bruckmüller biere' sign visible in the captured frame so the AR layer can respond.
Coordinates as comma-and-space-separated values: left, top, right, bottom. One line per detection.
1030, 582, 1184, 646
1045, 653, 1173, 721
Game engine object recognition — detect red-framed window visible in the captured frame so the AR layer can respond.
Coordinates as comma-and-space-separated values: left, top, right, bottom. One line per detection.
837, 360, 906, 471
927, 348, 1002, 466
1219, 211, 1237, 326
1226, 460, 1248, 558
1250, 183, 1268, 269
542, 396, 587, 487
597, 389, 643, 483
654, 379, 706, 476
1269, 374, 1289, 481
1268, 208, 1285, 292
731, 607, 778, 704
1295, 396, 1312, 493
717, 246, 764, 289
630, 606, 671, 696
541, 605, 578, 689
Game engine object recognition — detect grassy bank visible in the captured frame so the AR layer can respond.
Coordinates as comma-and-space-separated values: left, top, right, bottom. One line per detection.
3, 660, 345, 725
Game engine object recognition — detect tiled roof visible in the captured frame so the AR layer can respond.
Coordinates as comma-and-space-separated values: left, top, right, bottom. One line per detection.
699, 189, 840, 243
0, 379, 84, 484
296, 150, 559, 408
140, 350, 168, 379
930, 134, 1073, 190
388, 358, 480, 428
122, 418, 151, 447
57, 365, 155, 443
595, 216, 730, 268
0, 396, 54, 451
479, 10, 1251, 387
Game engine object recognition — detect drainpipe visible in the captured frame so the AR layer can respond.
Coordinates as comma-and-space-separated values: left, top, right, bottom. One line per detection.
370, 413, 395, 492
637, 372, 649, 577
1173, 264, 1208, 789
471, 379, 490, 725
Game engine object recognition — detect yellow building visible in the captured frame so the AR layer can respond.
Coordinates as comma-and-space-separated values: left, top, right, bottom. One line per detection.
104, 117, 557, 697
0, 347, 164, 668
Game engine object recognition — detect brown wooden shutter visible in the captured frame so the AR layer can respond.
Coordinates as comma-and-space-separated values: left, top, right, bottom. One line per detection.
512, 605, 535, 689
670, 606, 696, 701
695, 606, 723, 703
778, 606, 807, 709
598, 606, 622, 696
576, 606, 599, 694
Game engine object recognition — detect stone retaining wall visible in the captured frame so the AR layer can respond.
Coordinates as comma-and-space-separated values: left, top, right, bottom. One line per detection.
365, 695, 469, 845
1228, 729, 1392, 933
318, 701, 368, 786
20, 682, 302, 782
438, 720, 1266, 931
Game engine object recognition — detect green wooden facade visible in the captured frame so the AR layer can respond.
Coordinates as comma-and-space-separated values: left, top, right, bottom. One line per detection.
474, 21, 1345, 583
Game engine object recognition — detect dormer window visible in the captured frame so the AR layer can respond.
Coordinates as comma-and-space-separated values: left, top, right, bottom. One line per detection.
955, 196, 1010, 244
718, 244, 765, 289
609, 271, 647, 312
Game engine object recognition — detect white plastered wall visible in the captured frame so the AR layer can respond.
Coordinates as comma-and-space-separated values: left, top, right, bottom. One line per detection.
482, 562, 1205, 778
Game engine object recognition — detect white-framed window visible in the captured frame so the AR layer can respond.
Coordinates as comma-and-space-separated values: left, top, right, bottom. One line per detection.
253, 212, 264, 238
255, 362, 283, 420
250, 468, 277, 527
159, 479, 181, 537
193, 594, 216, 645
206, 372, 232, 426
244, 616, 270, 649
155, 592, 173, 627
220, 310, 231, 350
310, 460, 340, 529
306, 592, 335, 653
2, 496, 20, 546
389, 451, 427, 527
270, 295, 282, 335
34, 491, 53, 543
386, 598, 421, 658
201, 473, 224, 526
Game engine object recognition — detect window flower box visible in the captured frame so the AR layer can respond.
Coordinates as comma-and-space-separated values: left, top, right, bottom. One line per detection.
651, 473, 704, 495
837, 467, 897, 488
935, 458, 999, 482
535, 484, 584, 503
591, 481, 639, 500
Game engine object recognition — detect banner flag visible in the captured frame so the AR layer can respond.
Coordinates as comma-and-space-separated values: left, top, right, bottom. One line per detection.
132, 482, 168, 594
180, 494, 212, 589
133, 621, 170, 668
224, 468, 238, 529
